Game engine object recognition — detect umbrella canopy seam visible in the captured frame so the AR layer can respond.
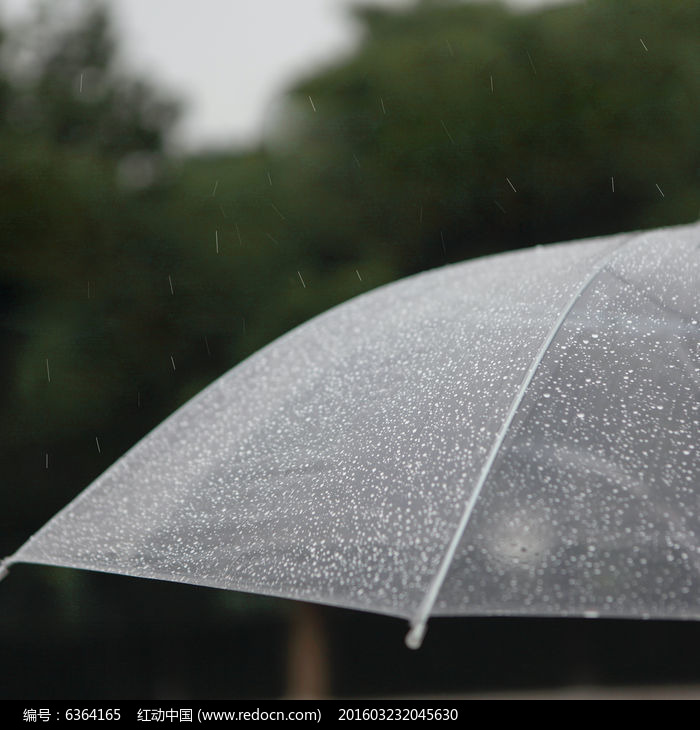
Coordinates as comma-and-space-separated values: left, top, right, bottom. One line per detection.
404, 231, 640, 649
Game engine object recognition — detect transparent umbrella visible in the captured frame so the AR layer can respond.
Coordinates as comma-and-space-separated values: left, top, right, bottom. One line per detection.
2, 222, 698, 648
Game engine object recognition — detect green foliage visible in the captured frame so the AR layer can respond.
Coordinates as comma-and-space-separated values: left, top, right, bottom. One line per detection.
280, 0, 699, 271
2, 2, 179, 157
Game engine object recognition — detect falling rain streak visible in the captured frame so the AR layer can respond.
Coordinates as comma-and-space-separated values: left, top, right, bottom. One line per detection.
297, 271, 306, 288
506, 177, 517, 193
656, 184, 665, 198
526, 51, 537, 74
215, 230, 219, 253
45, 359, 50, 382
269, 202, 285, 220
440, 120, 455, 145
168, 275, 174, 295
95, 437, 101, 454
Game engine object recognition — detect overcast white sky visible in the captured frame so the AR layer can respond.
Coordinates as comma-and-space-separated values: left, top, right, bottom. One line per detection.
1, 0, 564, 151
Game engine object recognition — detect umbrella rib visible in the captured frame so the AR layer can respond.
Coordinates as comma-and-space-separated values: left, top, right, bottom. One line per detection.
405, 232, 638, 649
606, 267, 697, 324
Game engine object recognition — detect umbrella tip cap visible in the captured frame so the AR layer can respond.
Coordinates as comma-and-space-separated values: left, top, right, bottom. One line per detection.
405, 621, 427, 650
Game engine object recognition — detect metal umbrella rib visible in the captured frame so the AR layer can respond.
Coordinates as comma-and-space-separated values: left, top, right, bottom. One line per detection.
405, 232, 638, 648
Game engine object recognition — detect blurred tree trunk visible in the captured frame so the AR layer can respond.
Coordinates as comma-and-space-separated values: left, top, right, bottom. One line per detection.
286, 602, 329, 698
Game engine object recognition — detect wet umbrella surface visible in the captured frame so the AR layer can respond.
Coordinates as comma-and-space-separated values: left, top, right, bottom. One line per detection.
3, 222, 698, 647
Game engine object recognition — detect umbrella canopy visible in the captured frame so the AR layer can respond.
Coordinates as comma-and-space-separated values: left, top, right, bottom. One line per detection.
3, 222, 698, 648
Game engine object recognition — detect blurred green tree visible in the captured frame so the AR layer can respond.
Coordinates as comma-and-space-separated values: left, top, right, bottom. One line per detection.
2, 2, 179, 156
0, 4, 292, 698
271, 0, 699, 273
0, 4, 180, 537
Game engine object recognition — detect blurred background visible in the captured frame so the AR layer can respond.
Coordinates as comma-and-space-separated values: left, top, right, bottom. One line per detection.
0, 0, 698, 699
